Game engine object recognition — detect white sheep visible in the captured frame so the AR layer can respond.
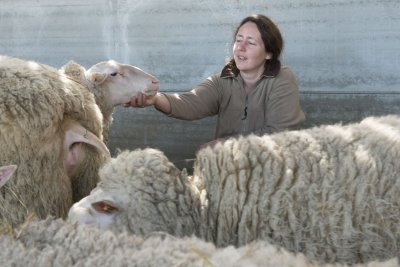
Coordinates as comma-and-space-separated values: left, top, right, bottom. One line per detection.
0, 165, 17, 188
0, 218, 397, 267
69, 115, 400, 264
0, 55, 158, 227
60, 60, 159, 142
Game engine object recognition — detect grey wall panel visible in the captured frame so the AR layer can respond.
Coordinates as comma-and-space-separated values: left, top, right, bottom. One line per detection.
107, 107, 215, 170
301, 92, 400, 127
2, 0, 399, 93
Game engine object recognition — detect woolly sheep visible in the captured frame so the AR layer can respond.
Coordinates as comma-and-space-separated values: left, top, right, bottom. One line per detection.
0, 218, 397, 267
69, 115, 400, 264
60, 59, 159, 142
0, 165, 17, 188
0, 55, 158, 227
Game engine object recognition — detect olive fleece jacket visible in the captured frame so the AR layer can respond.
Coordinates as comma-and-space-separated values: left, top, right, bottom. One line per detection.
161, 64, 305, 139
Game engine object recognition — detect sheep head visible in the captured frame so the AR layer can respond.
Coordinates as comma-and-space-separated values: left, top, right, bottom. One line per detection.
0, 165, 17, 188
85, 60, 159, 106
62, 60, 159, 107
68, 149, 201, 236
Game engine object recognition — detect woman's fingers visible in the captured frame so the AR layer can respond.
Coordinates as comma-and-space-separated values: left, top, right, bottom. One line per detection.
124, 92, 154, 108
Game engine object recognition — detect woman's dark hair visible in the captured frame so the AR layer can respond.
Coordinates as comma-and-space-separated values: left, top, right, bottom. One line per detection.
227, 14, 283, 74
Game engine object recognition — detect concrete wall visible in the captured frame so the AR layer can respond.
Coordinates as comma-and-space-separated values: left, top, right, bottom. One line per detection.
1, 0, 400, 169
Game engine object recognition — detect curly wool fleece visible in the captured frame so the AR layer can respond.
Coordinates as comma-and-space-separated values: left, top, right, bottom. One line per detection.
0, 218, 398, 267
69, 115, 400, 264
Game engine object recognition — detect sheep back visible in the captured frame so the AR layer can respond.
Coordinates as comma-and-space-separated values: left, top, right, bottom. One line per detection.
1, 218, 398, 267
194, 115, 400, 263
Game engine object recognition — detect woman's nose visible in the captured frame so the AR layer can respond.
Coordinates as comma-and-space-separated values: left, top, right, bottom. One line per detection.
238, 43, 246, 51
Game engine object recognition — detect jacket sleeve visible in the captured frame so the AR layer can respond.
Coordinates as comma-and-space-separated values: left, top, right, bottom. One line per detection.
254, 67, 305, 135
161, 75, 221, 120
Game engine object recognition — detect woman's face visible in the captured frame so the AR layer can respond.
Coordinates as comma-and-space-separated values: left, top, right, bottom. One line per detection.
233, 22, 271, 75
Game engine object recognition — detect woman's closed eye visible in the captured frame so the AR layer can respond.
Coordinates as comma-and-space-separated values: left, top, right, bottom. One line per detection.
235, 37, 243, 43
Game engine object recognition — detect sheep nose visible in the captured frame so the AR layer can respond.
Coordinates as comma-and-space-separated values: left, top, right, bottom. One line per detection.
151, 78, 160, 84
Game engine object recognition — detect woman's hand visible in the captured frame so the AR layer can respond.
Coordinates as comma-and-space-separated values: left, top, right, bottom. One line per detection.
124, 92, 172, 115
124, 92, 157, 108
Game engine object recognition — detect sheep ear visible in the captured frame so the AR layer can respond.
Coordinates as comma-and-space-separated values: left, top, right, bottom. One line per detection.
60, 60, 86, 80
88, 72, 108, 86
92, 200, 119, 214
0, 165, 17, 188
63, 120, 111, 177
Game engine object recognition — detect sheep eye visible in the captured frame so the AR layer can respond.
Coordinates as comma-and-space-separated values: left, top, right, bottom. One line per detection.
110, 72, 118, 76
92, 201, 119, 214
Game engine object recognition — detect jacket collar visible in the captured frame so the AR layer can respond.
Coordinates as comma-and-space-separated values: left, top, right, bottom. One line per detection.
220, 60, 281, 78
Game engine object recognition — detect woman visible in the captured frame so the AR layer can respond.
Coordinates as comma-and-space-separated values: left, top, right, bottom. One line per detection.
125, 14, 305, 147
